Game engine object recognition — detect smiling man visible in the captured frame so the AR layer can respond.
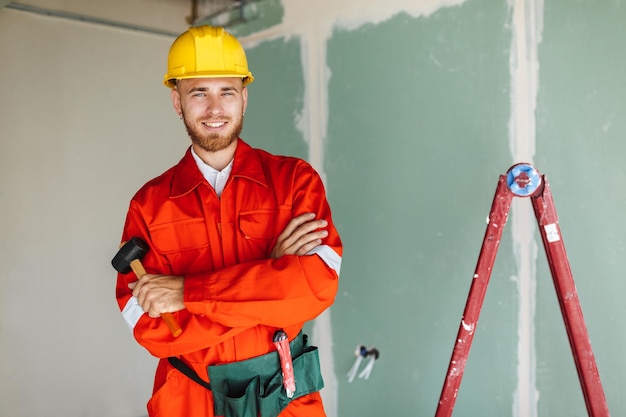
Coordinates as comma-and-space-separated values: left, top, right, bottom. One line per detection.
115, 26, 342, 417
175, 77, 246, 161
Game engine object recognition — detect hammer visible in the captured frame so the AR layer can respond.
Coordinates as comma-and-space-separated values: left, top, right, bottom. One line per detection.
112, 237, 182, 337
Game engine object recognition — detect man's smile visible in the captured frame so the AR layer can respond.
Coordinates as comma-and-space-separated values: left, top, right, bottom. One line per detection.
203, 121, 226, 128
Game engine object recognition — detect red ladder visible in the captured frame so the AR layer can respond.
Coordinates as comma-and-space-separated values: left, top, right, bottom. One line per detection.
434, 163, 610, 417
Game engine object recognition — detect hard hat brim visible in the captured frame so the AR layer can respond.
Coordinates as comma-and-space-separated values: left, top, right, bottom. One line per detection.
163, 73, 254, 89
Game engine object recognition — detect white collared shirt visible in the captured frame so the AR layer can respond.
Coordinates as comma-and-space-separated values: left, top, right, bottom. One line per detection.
190, 147, 233, 198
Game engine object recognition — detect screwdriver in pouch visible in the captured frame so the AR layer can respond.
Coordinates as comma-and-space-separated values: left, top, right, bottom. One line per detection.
273, 330, 296, 398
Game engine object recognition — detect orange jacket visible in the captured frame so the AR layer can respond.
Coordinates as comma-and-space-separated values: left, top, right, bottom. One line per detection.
115, 140, 342, 417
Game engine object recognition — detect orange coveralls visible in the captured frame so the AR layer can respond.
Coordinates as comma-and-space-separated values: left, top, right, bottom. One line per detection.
115, 139, 342, 417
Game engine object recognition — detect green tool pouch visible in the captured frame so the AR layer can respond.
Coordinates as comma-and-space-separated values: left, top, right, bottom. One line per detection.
207, 332, 324, 417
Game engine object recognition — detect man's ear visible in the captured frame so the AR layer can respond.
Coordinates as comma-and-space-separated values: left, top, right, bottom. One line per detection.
171, 88, 182, 116
242, 86, 249, 114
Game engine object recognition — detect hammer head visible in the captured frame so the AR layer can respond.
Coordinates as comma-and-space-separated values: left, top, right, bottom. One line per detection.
111, 236, 149, 273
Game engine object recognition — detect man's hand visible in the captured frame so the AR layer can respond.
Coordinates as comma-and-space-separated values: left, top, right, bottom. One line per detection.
128, 274, 185, 318
270, 212, 328, 258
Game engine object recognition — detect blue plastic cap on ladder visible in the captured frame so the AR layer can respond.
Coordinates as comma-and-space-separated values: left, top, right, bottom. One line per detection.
506, 163, 541, 197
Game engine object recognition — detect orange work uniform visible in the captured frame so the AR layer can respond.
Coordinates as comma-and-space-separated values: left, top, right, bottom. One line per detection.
115, 139, 342, 417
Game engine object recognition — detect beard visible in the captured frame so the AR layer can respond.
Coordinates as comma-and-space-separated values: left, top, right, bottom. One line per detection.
183, 114, 244, 153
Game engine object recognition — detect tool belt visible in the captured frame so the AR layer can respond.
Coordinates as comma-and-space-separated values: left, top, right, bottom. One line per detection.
168, 332, 324, 417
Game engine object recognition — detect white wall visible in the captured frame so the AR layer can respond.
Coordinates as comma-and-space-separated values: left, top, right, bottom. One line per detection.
0, 8, 189, 417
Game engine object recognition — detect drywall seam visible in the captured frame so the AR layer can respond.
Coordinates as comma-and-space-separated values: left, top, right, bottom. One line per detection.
242, 2, 469, 416
297, 20, 328, 173
508, 0, 543, 416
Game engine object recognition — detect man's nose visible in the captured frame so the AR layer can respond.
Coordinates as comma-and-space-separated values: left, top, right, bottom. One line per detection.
205, 98, 223, 115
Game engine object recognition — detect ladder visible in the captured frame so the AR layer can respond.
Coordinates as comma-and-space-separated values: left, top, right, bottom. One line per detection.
434, 163, 610, 417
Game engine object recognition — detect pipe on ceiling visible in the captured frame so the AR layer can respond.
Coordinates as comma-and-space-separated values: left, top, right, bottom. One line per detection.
4, 2, 181, 37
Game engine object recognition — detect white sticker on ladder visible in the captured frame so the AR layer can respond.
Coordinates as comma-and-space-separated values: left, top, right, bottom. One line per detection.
544, 223, 560, 243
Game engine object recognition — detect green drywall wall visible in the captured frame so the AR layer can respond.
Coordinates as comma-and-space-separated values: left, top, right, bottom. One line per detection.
240, 0, 626, 415
326, 3, 515, 416
242, 37, 307, 159
535, 0, 626, 415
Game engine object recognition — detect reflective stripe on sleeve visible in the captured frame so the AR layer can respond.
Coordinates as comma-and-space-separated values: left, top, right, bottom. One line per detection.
307, 244, 342, 276
122, 296, 145, 330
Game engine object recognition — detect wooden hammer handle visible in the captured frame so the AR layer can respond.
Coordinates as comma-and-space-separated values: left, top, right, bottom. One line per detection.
129, 258, 147, 277
129, 259, 183, 338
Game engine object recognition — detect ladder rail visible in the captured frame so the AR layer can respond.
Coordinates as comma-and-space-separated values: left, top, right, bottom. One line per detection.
532, 181, 610, 417
434, 176, 513, 417
434, 164, 610, 417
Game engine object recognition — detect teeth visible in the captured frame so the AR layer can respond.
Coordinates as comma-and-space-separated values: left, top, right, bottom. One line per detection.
205, 122, 225, 128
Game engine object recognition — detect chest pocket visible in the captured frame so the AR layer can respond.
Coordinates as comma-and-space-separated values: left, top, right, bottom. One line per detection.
149, 218, 212, 275
238, 207, 291, 260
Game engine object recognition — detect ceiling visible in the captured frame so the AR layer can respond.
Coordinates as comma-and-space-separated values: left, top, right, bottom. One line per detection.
1, 0, 247, 37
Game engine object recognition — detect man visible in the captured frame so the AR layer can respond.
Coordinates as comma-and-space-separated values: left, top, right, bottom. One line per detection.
115, 25, 342, 417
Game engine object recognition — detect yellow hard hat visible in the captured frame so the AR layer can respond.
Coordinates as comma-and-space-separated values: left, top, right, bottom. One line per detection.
164, 25, 254, 88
